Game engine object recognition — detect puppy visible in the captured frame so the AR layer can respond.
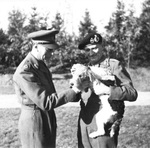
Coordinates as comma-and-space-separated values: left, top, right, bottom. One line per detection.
70, 64, 121, 138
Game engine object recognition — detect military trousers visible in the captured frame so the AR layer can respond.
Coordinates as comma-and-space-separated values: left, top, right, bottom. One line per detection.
18, 105, 57, 148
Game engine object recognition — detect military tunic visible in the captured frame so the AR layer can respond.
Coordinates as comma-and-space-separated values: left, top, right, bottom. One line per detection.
13, 52, 78, 148
77, 58, 138, 148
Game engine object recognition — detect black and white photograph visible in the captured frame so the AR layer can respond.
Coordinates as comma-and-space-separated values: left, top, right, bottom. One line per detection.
0, 0, 149, 148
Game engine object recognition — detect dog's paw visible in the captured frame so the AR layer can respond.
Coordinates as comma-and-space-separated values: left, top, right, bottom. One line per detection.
110, 129, 115, 137
89, 130, 105, 138
101, 75, 115, 81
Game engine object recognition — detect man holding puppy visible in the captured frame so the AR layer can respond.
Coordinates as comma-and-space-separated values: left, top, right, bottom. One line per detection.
74, 31, 138, 148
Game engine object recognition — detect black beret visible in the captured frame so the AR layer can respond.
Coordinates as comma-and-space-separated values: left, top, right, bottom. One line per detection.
78, 32, 102, 49
27, 29, 59, 49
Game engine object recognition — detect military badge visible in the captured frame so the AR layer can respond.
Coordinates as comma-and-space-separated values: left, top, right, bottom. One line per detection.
90, 35, 99, 44
24, 64, 29, 70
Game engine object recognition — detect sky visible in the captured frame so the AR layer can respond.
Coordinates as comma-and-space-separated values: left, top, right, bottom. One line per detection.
0, 0, 145, 35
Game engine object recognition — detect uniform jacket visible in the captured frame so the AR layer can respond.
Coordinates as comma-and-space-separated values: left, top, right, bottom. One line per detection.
13, 52, 78, 148
77, 58, 138, 148
13, 52, 77, 110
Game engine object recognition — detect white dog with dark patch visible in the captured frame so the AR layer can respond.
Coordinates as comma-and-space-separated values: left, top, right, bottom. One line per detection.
70, 63, 120, 138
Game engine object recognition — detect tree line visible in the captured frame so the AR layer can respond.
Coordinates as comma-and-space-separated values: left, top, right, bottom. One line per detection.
0, 0, 150, 73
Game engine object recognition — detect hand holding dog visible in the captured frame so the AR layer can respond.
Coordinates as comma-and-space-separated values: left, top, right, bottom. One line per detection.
70, 77, 90, 92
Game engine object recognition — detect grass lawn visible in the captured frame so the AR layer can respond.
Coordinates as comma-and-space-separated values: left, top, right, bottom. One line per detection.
0, 67, 150, 148
0, 106, 150, 148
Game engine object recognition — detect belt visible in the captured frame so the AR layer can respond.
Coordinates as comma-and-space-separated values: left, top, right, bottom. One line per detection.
21, 104, 40, 110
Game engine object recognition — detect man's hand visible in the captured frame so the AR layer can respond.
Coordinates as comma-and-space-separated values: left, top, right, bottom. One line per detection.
70, 77, 90, 93
72, 86, 81, 93
93, 80, 111, 96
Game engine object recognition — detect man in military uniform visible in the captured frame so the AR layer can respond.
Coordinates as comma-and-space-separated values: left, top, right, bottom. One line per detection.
13, 29, 86, 148
76, 32, 138, 148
